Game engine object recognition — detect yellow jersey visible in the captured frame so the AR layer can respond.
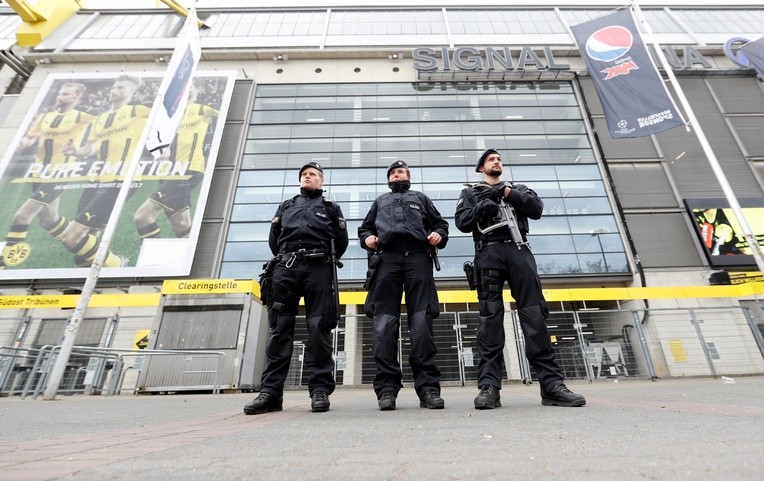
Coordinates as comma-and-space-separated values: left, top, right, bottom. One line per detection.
85, 104, 151, 165
26, 109, 95, 165
173, 103, 219, 173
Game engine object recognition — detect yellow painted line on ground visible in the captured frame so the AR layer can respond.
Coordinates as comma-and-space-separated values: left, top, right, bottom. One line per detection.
0, 282, 761, 309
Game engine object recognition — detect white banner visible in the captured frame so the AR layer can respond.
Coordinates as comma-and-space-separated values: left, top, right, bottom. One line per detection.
145, 8, 202, 159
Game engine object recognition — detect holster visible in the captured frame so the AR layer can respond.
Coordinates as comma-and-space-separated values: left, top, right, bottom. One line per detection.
363, 252, 381, 291
463, 261, 481, 290
258, 256, 278, 307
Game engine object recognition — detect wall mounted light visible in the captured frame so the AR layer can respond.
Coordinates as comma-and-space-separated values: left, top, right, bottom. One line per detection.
388, 53, 400, 60
273, 54, 288, 61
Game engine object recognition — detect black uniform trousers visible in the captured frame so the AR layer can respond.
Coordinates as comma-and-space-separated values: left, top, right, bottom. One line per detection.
474, 242, 564, 393
260, 257, 336, 397
368, 249, 441, 398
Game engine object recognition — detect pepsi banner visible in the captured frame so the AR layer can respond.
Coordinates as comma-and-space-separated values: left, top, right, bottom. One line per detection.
571, 9, 685, 139
740, 37, 764, 80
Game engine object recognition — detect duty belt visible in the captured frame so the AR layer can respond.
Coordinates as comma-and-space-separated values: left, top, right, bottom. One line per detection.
279, 248, 328, 268
476, 239, 514, 251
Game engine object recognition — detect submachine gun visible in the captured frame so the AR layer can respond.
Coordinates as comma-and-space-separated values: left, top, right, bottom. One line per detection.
467, 182, 528, 249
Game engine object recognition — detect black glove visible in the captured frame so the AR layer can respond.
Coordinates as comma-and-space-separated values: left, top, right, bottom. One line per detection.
477, 200, 500, 226
476, 187, 500, 202
492, 183, 507, 200
477, 199, 499, 218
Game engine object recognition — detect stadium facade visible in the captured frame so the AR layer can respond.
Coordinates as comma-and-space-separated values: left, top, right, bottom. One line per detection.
0, 1, 762, 394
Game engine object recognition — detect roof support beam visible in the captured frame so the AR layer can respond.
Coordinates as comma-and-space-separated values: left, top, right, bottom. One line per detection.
6, 0, 81, 46
158, 0, 209, 29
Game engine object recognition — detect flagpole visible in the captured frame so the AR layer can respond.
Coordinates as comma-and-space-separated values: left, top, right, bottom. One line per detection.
42, 10, 201, 400
632, 1, 764, 277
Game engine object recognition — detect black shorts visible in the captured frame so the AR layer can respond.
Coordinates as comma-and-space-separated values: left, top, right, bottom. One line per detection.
75, 182, 138, 229
149, 171, 203, 215
30, 182, 66, 205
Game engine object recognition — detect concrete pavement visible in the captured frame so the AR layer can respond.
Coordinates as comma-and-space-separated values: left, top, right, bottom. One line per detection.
1, 376, 763, 481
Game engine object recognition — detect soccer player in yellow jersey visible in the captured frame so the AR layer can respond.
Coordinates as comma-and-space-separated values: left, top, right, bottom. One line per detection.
59, 75, 150, 268
135, 79, 219, 240
0, 82, 94, 269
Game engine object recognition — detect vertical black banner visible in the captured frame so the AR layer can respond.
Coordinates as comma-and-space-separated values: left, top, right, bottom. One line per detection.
571, 9, 685, 139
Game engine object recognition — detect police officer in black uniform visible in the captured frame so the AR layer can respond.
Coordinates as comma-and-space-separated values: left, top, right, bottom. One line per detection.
244, 162, 348, 415
358, 160, 449, 411
455, 148, 586, 409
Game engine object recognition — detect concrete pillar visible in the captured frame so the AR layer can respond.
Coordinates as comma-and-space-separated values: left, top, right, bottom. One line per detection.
342, 304, 364, 385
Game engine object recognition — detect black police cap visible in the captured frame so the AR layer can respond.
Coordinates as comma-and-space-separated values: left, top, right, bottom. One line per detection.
387, 160, 408, 178
298, 161, 323, 180
475, 148, 500, 172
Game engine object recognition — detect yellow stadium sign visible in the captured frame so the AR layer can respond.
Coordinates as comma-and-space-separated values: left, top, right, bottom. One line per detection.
133, 330, 151, 350
161, 279, 257, 295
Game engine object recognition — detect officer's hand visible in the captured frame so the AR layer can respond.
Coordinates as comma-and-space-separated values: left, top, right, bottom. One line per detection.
427, 232, 442, 246
364, 235, 378, 250
493, 183, 508, 200
476, 187, 500, 202
477, 199, 499, 218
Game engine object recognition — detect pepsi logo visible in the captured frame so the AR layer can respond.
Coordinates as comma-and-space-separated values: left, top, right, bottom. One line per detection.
586, 25, 633, 62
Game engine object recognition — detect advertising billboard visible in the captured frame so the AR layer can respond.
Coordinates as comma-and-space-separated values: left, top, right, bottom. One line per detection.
0, 71, 236, 280
685, 198, 764, 267
570, 8, 685, 138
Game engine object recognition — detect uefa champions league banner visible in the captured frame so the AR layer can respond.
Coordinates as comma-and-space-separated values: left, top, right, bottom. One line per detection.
0, 71, 236, 280
571, 8, 685, 139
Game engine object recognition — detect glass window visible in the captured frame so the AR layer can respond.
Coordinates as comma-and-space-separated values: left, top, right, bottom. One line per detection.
536, 254, 582, 275
672, 9, 764, 33
223, 241, 271, 262
422, 182, 466, 200
231, 204, 280, 222
559, 180, 606, 197
237, 170, 286, 187
529, 235, 577, 254
510, 166, 558, 181
449, 9, 567, 36
235, 186, 286, 204
220, 262, 261, 280
327, 9, 446, 36
563, 197, 613, 215
227, 81, 629, 280
227, 223, 272, 242
556, 164, 601, 180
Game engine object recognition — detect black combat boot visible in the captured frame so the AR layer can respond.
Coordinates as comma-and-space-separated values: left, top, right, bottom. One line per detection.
311, 390, 330, 412
474, 385, 501, 410
378, 390, 397, 411
541, 384, 586, 407
419, 388, 445, 409
243, 392, 283, 415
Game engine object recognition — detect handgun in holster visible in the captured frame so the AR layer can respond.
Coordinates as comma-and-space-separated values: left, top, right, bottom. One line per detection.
363, 251, 381, 291
258, 256, 278, 307
463, 261, 481, 290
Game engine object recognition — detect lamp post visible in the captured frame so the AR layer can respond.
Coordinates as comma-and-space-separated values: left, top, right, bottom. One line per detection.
590, 228, 609, 272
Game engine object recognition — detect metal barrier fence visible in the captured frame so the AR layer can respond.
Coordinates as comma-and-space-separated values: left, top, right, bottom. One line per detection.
348, 304, 763, 386
4, 304, 762, 396
0, 345, 225, 398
